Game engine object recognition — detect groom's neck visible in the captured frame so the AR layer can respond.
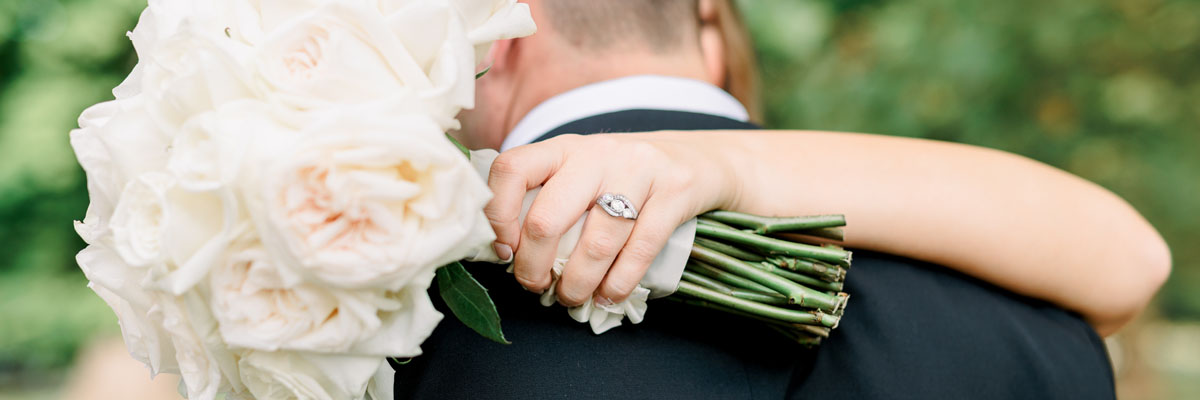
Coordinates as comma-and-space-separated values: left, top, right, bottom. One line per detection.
502, 51, 710, 136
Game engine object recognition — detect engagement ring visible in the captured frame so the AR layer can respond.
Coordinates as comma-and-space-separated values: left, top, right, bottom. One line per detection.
597, 193, 638, 220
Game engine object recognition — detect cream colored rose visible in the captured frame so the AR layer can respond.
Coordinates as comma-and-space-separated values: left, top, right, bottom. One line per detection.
209, 245, 441, 356
244, 112, 494, 291
80, 218, 244, 399
74, 1, 540, 397
72, 97, 237, 294
154, 290, 245, 398
166, 101, 285, 192
104, 170, 239, 295
252, 2, 469, 124
71, 98, 169, 244
139, 28, 257, 132
443, 0, 538, 60
237, 351, 389, 400
110, 172, 175, 267
77, 245, 179, 376
125, 0, 535, 128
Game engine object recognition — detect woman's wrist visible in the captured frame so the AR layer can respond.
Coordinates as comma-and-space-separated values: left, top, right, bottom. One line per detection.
710, 131, 753, 212
653, 130, 748, 213
703, 130, 764, 213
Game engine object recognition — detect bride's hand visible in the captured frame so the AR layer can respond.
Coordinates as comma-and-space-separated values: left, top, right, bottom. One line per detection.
484, 132, 738, 306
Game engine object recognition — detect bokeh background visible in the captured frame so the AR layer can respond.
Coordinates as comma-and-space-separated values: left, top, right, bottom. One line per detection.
0, 0, 1196, 398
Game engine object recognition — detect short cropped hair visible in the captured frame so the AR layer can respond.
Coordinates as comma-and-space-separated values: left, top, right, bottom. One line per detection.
542, 0, 700, 52
542, 0, 762, 123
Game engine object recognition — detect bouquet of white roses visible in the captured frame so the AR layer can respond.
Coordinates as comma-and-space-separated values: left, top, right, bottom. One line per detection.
70, 0, 534, 398
70, 0, 851, 398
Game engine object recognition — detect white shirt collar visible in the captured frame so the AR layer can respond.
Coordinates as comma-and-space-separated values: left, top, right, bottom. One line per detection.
500, 75, 749, 151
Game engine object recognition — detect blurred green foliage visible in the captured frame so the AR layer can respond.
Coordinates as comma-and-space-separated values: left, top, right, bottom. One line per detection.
741, 0, 1198, 317
0, 0, 145, 375
0, 0, 1195, 381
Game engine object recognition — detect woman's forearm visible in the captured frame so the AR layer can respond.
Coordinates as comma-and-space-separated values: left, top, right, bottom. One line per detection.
694, 130, 1170, 335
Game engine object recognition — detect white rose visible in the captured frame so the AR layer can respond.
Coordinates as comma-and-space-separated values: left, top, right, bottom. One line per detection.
80, 232, 244, 399
77, 245, 179, 376
139, 27, 257, 132
252, 2, 471, 124
244, 112, 494, 291
81, 100, 256, 295
237, 351, 388, 400
210, 245, 441, 356
374, 0, 537, 60
110, 172, 175, 267
154, 290, 245, 398
166, 100, 282, 192
110, 0, 264, 129
128, 0, 266, 54
379, 0, 536, 115
71, 101, 124, 243
443, 0, 537, 60
71, 97, 169, 244
123, 0, 534, 129
103, 168, 239, 294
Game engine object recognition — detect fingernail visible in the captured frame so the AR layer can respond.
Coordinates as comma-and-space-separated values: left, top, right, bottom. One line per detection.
493, 243, 513, 262
594, 296, 614, 307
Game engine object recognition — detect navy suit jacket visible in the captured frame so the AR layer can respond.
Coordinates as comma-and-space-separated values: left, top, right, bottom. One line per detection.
394, 110, 1114, 399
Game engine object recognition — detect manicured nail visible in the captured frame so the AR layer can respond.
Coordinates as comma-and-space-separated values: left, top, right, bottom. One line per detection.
594, 296, 614, 307
493, 242, 513, 262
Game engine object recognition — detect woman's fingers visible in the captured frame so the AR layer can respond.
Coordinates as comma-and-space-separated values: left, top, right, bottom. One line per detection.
595, 194, 685, 304
484, 138, 571, 259
492, 135, 710, 305
510, 163, 599, 293
556, 189, 647, 307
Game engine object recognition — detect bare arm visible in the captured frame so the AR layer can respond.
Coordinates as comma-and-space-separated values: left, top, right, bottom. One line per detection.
715, 130, 1171, 335
486, 130, 1171, 337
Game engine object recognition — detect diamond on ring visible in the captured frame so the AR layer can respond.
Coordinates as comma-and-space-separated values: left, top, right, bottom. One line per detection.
597, 193, 637, 220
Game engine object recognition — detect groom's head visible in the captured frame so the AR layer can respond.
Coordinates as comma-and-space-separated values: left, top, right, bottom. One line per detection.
456, 0, 757, 149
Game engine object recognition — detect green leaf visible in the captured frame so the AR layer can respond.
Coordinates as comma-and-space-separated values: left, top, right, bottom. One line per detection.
475, 66, 490, 80
436, 262, 509, 344
445, 133, 470, 159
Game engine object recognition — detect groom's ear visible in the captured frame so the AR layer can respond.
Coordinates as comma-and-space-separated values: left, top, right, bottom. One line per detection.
487, 39, 517, 72
698, 0, 727, 88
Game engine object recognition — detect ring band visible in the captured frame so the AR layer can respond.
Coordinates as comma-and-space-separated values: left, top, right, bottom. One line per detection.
597, 193, 638, 220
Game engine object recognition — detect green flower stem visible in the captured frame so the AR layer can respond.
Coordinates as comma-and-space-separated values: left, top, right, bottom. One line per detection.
687, 261, 775, 293
702, 211, 846, 234
668, 297, 833, 336
693, 237, 765, 262
729, 288, 791, 306
768, 255, 844, 279
665, 297, 794, 329
765, 257, 846, 282
666, 295, 831, 336
681, 269, 734, 292
767, 324, 824, 347
445, 133, 470, 158
799, 325, 832, 338
786, 227, 845, 242
833, 292, 850, 316
675, 281, 841, 328
681, 270, 790, 305
696, 223, 852, 267
752, 261, 844, 292
697, 217, 738, 230
691, 245, 841, 312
